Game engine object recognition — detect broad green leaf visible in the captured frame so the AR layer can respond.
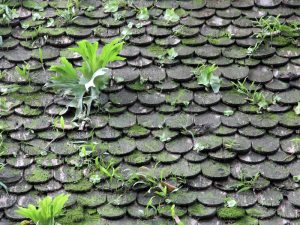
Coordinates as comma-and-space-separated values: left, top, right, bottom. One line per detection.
137, 7, 149, 21
294, 102, 300, 115
164, 8, 179, 23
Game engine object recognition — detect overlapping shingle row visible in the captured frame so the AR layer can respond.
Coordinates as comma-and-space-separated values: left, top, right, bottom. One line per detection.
1, 0, 300, 224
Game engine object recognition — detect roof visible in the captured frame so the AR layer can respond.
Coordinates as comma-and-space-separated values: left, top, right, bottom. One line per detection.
1, 0, 300, 224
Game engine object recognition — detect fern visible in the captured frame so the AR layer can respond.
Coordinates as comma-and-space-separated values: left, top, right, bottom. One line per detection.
16, 194, 69, 225
46, 38, 125, 120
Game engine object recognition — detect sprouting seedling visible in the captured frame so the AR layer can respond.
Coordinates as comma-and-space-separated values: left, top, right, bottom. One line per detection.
224, 197, 237, 208
192, 64, 221, 93
224, 109, 234, 117
38, 48, 44, 70
137, 7, 149, 21
294, 102, 300, 115
15, 63, 31, 83
170, 204, 185, 225
230, 172, 260, 193
0, 133, 7, 192
232, 79, 269, 112
247, 15, 299, 55
224, 139, 238, 150
164, 8, 179, 23
95, 157, 121, 182
145, 196, 157, 217
0, 4, 18, 25
103, 0, 126, 13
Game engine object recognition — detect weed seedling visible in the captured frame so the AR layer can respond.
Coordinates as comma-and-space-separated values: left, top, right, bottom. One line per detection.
232, 79, 269, 112
0, 4, 18, 25
137, 7, 149, 21
192, 64, 221, 93
248, 15, 299, 55
164, 8, 179, 23
230, 172, 260, 193
170, 204, 185, 225
15, 63, 31, 83
0, 133, 7, 192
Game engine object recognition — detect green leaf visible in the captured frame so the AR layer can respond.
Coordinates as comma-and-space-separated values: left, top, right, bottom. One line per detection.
294, 102, 300, 115
137, 7, 149, 21
104, 0, 119, 13
224, 109, 234, 117
164, 8, 179, 23
293, 175, 300, 182
166, 48, 178, 60
210, 75, 221, 93
85, 68, 110, 91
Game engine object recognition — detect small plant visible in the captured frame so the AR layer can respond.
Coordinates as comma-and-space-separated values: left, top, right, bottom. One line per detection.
224, 139, 238, 150
137, 7, 149, 21
247, 15, 299, 55
0, 133, 7, 192
16, 63, 31, 83
16, 194, 70, 225
164, 8, 179, 23
294, 102, 300, 115
0, 4, 18, 24
230, 172, 260, 193
224, 197, 237, 208
232, 79, 268, 112
32, 12, 44, 21
170, 204, 185, 225
293, 175, 300, 183
57, 0, 79, 26
103, 0, 126, 13
192, 64, 221, 93
224, 109, 234, 117
145, 196, 157, 216
95, 157, 121, 182
157, 48, 178, 62
46, 38, 125, 121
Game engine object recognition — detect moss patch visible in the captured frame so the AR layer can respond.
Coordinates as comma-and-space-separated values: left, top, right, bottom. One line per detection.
217, 207, 245, 220
58, 206, 85, 224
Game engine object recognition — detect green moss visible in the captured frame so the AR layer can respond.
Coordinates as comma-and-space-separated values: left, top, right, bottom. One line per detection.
175, 8, 188, 17
126, 125, 148, 136
182, 37, 198, 45
217, 207, 245, 220
21, 105, 41, 116
64, 179, 93, 192
232, 216, 258, 225
271, 36, 290, 46
147, 44, 165, 57
127, 81, 147, 91
26, 167, 51, 183
58, 206, 85, 224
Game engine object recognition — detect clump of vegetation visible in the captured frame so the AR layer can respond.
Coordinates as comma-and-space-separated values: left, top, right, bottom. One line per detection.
0, 4, 18, 24
56, 0, 80, 26
230, 172, 260, 193
217, 207, 245, 220
294, 102, 300, 115
16, 194, 70, 225
0, 132, 7, 192
232, 79, 268, 112
248, 15, 299, 55
192, 64, 221, 93
16, 63, 31, 83
103, 0, 127, 13
46, 38, 125, 121
164, 8, 179, 23
137, 7, 149, 21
